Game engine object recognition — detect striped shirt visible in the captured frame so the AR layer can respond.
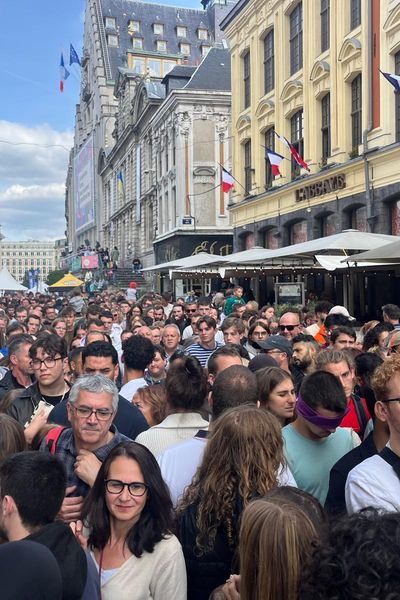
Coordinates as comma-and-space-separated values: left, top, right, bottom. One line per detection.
184, 341, 223, 367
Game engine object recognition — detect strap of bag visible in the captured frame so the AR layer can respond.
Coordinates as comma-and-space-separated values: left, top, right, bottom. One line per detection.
44, 426, 65, 454
352, 393, 368, 435
379, 446, 400, 480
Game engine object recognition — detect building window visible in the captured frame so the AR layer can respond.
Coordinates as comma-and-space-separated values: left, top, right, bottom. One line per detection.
132, 58, 145, 74
128, 20, 140, 34
198, 28, 208, 40
321, 93, 331, 159
396, 52, 400, 142
132, 38, 143, 49
177, 26, 187, 37
321, 0, 330, 52
264, 29, 274, 94
264, 127, 275, 189
148, 59, 161, 77
157, 40, 167, 52
153, 23, 164, 35
164, 60, 176, 75
351, 74, 362, 149
350, 0, 361, 30
201, 45, 211, 56
243, 51, 251, 109
107, 35, 118, 47
244, 140, 252, 194
105, 17, 116, 29
180, 43, 191, 55
290, 3, 303, 75
291, 110, 304, 178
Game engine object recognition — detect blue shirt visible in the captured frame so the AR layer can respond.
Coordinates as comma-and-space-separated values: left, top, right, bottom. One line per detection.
282, 423, 356, 505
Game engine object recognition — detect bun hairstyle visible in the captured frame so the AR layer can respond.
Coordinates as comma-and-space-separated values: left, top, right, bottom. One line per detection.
166, 355, 207, 411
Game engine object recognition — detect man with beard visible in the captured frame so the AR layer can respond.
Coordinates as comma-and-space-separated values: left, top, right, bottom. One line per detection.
291, 333, 319, 393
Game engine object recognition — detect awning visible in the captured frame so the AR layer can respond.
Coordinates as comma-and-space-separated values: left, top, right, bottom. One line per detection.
49, 273, 84, 288
343, 238, 400, 263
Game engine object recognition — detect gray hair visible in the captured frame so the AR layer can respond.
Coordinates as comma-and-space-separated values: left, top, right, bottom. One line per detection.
69, 374, 119, 411
163, 324, 181, 335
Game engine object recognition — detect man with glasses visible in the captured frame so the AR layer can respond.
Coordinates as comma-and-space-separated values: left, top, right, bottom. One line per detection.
7, 334, 69, 427
279, 310, 303, 340
41, 374, 129, 523
346, 355, 400, 513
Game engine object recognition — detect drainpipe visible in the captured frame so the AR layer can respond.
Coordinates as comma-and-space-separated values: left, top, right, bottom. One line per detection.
363, 0, 374, 231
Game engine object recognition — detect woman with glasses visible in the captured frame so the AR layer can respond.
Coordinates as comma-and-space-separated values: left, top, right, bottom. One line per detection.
74, 441, 186, 600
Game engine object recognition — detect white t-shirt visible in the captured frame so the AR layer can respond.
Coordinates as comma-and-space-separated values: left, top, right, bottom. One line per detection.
345, 450, 400, 514
119, 378, 147, 402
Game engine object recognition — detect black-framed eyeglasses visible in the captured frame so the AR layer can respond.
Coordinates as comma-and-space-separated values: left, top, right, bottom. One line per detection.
279, 324, 299, 332
105, 479, 148, 496
382, 398, 400, 404
31, 356, 63, 370
70, 405, 114, 420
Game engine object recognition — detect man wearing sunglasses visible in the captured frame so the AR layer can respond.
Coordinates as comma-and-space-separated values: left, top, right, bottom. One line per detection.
279, 310, 303, 340
346, 355, 400, 514
7, 334, 69, 428
41, 374, 130, 523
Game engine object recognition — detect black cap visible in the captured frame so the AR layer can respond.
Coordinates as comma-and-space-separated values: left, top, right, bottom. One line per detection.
256, 336, 293, 357
248, 353, 278, 372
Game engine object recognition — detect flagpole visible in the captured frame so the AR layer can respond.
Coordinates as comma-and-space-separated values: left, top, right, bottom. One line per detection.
218, 162, 248, 195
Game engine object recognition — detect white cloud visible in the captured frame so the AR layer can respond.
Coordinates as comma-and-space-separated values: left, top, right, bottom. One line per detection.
0, 121, 73, 241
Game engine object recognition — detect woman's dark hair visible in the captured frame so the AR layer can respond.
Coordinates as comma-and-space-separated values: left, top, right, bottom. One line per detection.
256, 367, 293, 408
362, 322, 393, 352
299, 509, 400, 599
248, 321, 270, 342
166, 355, 207, 411
82, 442, 174, 557
73, 319, 87, 336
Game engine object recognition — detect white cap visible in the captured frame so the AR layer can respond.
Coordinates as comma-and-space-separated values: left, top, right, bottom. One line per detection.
328, 305, 356, 321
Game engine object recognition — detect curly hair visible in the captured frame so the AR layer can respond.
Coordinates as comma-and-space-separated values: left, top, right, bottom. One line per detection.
299, 509, 400, 599
134, 384, 167, 425
177, 405, 284, 554
371, 354, 400, 402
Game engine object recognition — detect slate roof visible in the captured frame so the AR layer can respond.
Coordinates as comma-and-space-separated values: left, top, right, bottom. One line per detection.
100, 0, 217, 80
184, 47, 231, 91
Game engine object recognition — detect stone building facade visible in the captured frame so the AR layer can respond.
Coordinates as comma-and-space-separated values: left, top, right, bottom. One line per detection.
66, 0, 236, 262
220, 0, 400, 251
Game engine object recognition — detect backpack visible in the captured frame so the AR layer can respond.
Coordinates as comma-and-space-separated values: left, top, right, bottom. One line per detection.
352, 392, 369, 437
44, 426, 65, 454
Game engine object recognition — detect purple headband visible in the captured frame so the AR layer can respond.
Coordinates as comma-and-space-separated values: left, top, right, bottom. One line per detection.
296, 395, 350, 429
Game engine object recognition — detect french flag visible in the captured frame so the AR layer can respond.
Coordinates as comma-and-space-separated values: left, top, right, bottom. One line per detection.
221, 166, 234, 193
274, 131, 310, 172
265, 148, 285, 177
59, 53, 70, 93
380, 69, 400, 93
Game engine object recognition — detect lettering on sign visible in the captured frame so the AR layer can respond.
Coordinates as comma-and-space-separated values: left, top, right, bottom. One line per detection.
296, 174, 346, 202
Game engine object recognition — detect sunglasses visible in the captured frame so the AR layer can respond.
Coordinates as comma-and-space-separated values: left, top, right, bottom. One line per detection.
279, 324, 299, 331
186, 309, 197, 313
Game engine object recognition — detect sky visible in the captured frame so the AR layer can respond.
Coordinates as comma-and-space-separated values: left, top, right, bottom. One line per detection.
0, 0, 199, 242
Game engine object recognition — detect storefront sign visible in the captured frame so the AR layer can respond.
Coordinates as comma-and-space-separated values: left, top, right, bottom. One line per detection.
296, 174, 346, 202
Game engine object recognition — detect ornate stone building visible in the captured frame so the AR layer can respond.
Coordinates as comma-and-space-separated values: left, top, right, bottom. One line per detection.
66, 0, 236, 263
100, 48, 232, 290
221, 0, 400, 251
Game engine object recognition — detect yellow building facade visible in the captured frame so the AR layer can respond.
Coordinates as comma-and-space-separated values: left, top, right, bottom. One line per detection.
221, 0, 400, 250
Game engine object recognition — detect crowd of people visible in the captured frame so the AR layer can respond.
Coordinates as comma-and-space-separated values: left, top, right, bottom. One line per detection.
0, 285, 399, 599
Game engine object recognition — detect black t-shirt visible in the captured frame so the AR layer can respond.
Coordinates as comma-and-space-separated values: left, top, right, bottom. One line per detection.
41, 391, 70, 407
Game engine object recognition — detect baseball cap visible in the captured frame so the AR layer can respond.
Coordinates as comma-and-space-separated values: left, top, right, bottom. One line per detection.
256, 336, 293, 357
248, 353, 279, 372
328, 305, 356, 321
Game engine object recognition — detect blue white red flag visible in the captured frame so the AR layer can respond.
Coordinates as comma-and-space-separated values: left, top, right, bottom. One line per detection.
59, 53, 70, 93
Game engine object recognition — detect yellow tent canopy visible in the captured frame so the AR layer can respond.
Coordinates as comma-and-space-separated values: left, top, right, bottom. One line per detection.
49, 273, 84, 288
